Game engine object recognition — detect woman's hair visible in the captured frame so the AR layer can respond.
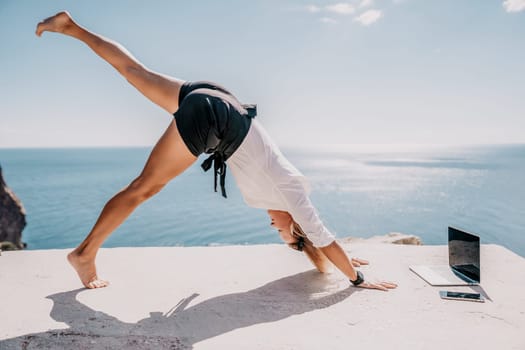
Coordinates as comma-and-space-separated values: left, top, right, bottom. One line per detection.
289, 222, 332, 273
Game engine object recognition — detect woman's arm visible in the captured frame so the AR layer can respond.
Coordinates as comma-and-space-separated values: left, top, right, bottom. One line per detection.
320, 241, 397, 291
267, 162, 397, 290
320, 241, 359, 280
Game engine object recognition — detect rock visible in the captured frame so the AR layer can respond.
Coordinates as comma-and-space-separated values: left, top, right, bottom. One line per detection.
1, 241, 20, 251
384, 232, 422, 245
340, 232, 423, 245
0, 164, 27, 251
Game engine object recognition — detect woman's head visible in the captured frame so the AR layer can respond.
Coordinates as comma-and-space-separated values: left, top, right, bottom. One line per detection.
267, 209, 332, 273
267, 209, 294, 243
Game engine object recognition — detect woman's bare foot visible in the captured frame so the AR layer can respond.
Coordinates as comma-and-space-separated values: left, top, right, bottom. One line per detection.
67, 251, 109, 289
35, 11, 76, 37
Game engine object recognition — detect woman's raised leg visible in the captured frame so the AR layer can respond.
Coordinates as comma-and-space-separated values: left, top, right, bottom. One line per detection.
36, 11, 183, 114
67, 120, 197, 288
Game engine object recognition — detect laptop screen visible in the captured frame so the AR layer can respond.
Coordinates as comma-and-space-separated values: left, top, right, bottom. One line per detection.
448, 227, 480, 283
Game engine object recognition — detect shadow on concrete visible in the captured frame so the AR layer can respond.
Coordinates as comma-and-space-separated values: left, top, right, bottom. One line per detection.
0, 270, 356, 349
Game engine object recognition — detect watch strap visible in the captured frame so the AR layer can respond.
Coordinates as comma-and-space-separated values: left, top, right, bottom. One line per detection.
350, 270, 365, 286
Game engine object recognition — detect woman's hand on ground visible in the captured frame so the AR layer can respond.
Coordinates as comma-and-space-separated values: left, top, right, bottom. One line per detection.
351, 257, 369, 267
348, 257, 396, 290
357, 280, 398, 291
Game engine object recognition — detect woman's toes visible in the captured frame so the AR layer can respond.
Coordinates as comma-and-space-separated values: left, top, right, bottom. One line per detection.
88, 279, 109, 289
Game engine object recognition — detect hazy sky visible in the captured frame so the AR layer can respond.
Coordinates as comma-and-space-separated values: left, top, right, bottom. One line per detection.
1, 0, 524, 148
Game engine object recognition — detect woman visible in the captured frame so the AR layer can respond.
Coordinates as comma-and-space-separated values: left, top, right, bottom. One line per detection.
36, 11, 397, 292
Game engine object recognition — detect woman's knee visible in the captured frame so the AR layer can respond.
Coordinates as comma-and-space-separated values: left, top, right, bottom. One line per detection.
126, 176, 165, 201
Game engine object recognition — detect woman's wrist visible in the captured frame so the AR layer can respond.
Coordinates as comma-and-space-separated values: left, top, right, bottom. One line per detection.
350, 270, 365, 286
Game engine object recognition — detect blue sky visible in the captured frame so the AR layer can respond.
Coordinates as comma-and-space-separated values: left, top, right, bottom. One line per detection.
1, 0, 524, 148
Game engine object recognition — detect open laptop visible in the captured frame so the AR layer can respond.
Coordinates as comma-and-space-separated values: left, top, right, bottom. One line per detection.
409, 227, 480, 286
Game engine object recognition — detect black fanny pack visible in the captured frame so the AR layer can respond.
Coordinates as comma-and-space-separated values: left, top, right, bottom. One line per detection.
173, 81, 257, 198
201, 103, 256, 198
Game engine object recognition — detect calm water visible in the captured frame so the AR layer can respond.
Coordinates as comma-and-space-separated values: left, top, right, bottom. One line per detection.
0, 145, 524, 257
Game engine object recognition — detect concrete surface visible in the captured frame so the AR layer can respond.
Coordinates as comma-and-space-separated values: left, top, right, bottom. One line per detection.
0, 243, 524, 349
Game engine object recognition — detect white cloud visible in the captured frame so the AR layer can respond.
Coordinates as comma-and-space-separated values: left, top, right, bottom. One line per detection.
359, 0, 374, 8
305, 4, 321, 13
320, 17, 338, 24
503, 0, 525, 12
326, 3, 356, 15
355, 9, 383, 25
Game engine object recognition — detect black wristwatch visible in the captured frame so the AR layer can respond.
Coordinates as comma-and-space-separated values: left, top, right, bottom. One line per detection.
350, 271, 365, 286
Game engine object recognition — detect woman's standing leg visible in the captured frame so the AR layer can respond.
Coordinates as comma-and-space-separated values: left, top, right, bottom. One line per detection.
67, 121, 196, 288
36, 12, 197, 288
36, 11, 183, 114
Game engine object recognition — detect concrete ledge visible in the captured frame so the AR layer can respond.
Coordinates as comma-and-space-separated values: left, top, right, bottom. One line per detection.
1, 243, 524, 349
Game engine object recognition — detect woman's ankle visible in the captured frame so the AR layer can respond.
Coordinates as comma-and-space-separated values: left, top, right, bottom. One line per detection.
69, 246, 96, 261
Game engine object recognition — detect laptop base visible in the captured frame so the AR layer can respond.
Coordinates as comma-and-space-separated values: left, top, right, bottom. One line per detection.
409, 265, 479, 286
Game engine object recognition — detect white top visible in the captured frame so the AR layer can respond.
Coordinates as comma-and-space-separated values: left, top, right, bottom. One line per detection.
226, 120, 335, 247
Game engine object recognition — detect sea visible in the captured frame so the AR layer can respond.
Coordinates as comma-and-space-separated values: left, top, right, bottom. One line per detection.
0, 144, 524, 257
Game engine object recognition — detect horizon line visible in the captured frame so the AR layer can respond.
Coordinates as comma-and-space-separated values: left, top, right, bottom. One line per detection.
1, 142, 524, 151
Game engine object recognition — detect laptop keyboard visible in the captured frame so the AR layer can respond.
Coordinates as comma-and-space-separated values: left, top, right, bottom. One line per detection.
415, 265, 463, 285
